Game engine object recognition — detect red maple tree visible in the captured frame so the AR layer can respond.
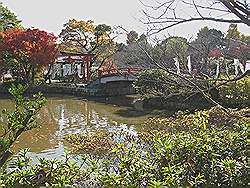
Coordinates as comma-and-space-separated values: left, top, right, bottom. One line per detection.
0, 28, 58, 84
208, 49, 224, 58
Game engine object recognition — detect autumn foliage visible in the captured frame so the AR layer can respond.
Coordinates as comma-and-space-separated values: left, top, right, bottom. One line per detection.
0, 28, 58, 83
208, 49, 224, 58
59, 19, 117, 71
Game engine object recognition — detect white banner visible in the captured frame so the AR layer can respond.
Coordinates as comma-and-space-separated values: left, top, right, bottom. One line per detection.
187, 55, 192, 73
173, 57, 180, 75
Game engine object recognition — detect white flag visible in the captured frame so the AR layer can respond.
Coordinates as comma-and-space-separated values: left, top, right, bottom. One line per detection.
245, 60, 250, 72
187, 56, 192, 73
224, 59, 232, 76
215, 63, 220, 79
239, 63, 244, 73
77, 64, 82, 77
173, 57, 180, 74
233, 59, 240, 76
233, 58, 245, 75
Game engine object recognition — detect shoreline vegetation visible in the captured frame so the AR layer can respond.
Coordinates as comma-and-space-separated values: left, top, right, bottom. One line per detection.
0, 88, 249, 186
0, 76, 249, 187
1, 1, 250, 187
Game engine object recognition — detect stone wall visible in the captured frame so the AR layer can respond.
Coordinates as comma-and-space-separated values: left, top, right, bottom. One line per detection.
102, 81, 135, 96
143, 93, 212, 111
0, 81, 136, 97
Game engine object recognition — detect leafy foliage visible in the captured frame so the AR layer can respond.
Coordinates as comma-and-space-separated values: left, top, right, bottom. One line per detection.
226, 24, 241, 42
134, 68, 249, 109
190, 26, 225, 72
134, 69, 209, 98
1, 106, 249, 187
0, 84, 46, 168
153, 36, 188, 69
134, 69, 174, 97
84, 108, 249, 187
113, 35, 152, 68
62, 107, 250, 187
0, 28, 58, 84
225, 24, 250, 61
0, 149, 83, 187
0, 3, 22, 31
59, 19, 117, 69
126, 30, 139, 45
218, 76, 250, 107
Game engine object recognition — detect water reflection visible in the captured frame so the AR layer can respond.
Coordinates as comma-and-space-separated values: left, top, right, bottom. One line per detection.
0, 96, 148, 158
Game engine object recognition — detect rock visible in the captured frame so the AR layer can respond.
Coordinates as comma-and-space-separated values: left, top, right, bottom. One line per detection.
132, 98, 144, 111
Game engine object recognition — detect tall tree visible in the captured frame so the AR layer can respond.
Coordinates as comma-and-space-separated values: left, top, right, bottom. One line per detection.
0, 3, 22, 31
225, 24, 241, 41
126, 30, 139, 45
152, 36, 189, 69
225, 24, 250, 61
113, 42, 152, 68
59, 19, 117, 69
113, 32, 152, 68
190, 26, 225, 71
0, 28, 58, 84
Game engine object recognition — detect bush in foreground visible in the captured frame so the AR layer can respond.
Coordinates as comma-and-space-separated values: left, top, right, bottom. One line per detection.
1, 107, 249, 187
91, 112, 249, 187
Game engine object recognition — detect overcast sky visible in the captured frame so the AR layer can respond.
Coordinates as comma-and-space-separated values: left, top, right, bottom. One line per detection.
1, 0, 249, 43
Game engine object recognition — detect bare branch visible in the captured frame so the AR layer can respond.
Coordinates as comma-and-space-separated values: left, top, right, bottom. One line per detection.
141, 0, 250, 35
182, 0, 231, 13
192, 0, 204, 18
219, 0, 250, 26
149, 17, 243, 35
137, 41, 228, 112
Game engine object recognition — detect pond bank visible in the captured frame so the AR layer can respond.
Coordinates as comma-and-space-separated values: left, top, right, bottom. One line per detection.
0, 82, 136, 97
0, 83, 212, 113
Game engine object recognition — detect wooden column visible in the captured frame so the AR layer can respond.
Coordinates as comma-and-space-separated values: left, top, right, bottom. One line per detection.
86, 61, 90, 81
81, 63, 85, 81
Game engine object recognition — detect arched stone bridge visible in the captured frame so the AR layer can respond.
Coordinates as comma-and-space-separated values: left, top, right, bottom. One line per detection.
87, 68, 144, 96
46, 67, 144, 97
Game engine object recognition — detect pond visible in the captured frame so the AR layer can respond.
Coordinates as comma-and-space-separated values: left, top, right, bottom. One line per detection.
0, 95, 151, 159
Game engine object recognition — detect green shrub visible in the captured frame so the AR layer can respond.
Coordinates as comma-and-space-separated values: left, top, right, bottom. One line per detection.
133, 69, 209, 98
0, 149, 84, 187
81, 109, 249, 187
218, 76, 250, 107
134, 69, 173, 97
134, 70, 249, 109
0, 84, 46, 168
1, 96, 249, 187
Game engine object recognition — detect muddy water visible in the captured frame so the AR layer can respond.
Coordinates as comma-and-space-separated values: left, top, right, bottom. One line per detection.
0, 96, 150, 159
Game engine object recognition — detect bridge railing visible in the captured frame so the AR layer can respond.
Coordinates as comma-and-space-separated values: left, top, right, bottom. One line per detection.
98, 67, 144, 77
